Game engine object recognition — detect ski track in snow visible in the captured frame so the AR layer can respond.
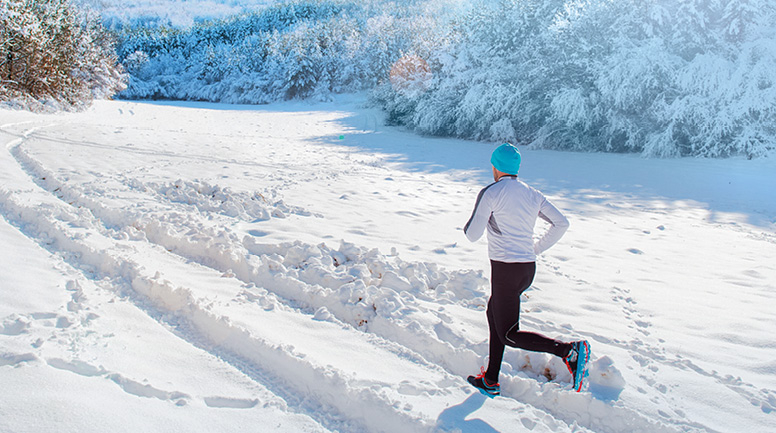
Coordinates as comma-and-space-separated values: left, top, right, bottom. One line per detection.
2, 103, 774, 433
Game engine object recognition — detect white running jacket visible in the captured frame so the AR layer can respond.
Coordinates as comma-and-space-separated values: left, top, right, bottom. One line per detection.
464, 176, 569, 263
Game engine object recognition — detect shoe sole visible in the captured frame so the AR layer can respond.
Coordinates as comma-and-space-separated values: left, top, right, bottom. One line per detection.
467, 376, 500, 398
475, 387, 499, 398
574, 340, 591, 392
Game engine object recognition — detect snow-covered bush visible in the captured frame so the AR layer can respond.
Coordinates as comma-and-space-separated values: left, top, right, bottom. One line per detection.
0, 0, 126, 110
372, 0, 776, 158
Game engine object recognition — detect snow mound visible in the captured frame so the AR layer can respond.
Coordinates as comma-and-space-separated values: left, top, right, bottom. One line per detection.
588, 356, 626, 401
145, 179, 319, 221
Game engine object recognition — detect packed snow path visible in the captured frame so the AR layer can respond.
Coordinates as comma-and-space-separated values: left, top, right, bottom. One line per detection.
1, 98, 775, 433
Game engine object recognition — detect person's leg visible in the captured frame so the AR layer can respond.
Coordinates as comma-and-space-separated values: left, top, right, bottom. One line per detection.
485, 261, 573, 383
507, 330, 571, 358
484, 299, 504, 384
484, 260, 527, 383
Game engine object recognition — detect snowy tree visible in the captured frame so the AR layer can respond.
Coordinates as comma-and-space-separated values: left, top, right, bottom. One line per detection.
1, 0, 125, 109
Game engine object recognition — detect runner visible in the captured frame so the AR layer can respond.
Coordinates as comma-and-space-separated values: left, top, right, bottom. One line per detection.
464, 143, 590, 397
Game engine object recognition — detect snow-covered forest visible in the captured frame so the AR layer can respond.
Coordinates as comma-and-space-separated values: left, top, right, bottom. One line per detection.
113, 1, 448, 103
374, 0, 776, 158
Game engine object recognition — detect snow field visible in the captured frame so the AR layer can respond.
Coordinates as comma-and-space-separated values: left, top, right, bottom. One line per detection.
1, 116, 627, 433
1, 114, 595, 432
2, 98, 775, 432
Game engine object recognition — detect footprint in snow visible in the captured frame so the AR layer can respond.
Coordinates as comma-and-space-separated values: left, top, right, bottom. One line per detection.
47, 358, 107, 377
0, 315, 31, 336
107, 373, 190, 406
204, 397, 259, 409
0, 352, 37, 367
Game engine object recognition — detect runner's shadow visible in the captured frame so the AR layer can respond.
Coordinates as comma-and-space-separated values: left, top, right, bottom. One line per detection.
437, 393, 499, 432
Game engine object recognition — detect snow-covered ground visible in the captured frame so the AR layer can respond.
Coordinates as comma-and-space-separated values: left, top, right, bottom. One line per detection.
1, 96, 774, 433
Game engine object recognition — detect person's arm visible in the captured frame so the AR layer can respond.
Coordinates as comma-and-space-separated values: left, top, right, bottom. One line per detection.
534, 198, 569, 255
464, 187, 492, 242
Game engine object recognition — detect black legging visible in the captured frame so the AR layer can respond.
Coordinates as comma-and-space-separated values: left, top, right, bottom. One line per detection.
485, 260, 572, 384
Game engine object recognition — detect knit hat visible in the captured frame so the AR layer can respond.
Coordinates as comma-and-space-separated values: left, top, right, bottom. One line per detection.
491, 143, 521, 175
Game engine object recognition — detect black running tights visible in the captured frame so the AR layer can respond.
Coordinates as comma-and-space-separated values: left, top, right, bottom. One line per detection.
484, 260, 572, 384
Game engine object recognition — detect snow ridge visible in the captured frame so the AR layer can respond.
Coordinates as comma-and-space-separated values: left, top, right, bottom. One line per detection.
0, 156, 431, 433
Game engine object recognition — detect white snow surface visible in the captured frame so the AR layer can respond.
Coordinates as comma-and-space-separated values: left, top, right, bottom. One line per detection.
1, 96, 774, 433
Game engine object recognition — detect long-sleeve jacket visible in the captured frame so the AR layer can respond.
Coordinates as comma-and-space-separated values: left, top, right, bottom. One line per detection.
464, 176, 569, 262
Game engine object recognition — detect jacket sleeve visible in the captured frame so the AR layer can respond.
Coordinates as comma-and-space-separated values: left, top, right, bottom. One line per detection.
464, 187, 491, 242
534, 197, 569, 255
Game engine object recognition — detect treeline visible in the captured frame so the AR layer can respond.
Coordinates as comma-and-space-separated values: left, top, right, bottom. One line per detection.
1, 0, 125, 110
115, 0, 447, 103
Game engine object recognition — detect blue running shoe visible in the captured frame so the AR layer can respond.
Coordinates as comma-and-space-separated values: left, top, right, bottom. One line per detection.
467, 367, 500, 398
564, 340, 591, 392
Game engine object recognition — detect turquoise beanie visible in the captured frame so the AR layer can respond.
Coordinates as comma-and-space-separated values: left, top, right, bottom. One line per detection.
491, 143, 521, 175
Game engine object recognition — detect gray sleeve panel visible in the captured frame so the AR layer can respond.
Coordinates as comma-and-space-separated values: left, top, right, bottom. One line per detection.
488, 214, 502, 235
464, 181, 498, 237
538, 210, 553, 225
